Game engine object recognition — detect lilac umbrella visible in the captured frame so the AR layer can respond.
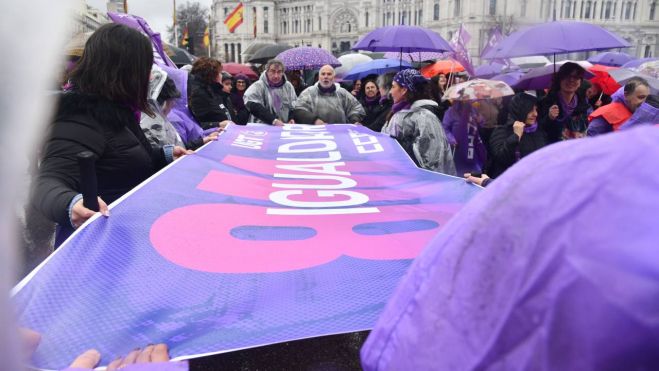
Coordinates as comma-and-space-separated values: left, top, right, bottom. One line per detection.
622, 57, 658, 69
491, 71, 525, 87
587, 51, 633, 67
513, 60, 595, 90
473, 62, 519, 79
382, 51, 446, 62
352, 25, 453, 53
482, 21, 630, 60
276, 47, 341, 71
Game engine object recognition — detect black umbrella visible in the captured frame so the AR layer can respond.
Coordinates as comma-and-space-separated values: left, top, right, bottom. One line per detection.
248, 44, 293, 64
164, 44, 197, 67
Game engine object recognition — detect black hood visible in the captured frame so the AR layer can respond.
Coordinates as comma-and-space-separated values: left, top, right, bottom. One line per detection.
507, 93, 537, 124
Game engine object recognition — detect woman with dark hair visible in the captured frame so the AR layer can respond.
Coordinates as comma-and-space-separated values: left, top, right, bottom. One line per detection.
488, 93, 548, 178
538, 62, 591, 142
187, 57, 234, 129
360, 79, 387, 130
430, 73, 451, 120
31, 23, 190, 246
230, 74, 251, 125
381, 69, 455, 174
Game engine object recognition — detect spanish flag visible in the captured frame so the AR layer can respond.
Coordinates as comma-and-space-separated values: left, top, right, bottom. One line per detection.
203, 27, 210, 48
181, 27, 189, 46
224, 3, 244, 33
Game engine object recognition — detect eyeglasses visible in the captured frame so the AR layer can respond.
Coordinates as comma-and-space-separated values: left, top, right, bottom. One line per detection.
236, 81, 246, 85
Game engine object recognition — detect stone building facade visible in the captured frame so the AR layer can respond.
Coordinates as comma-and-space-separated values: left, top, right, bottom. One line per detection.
211, 0, 658, 64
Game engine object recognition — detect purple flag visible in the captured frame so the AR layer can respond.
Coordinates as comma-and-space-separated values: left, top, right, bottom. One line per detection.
448, 24, 475, 76
107, 12, 177, 69
480, 26, 512, 67
13, 125, 481, 370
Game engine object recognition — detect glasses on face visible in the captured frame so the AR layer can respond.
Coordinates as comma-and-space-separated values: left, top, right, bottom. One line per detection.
564, 74, 582, 81
236, 81, 246, 85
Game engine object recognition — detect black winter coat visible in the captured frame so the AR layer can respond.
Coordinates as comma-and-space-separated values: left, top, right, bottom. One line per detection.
488, 124, 548, 179
187, 74, 234, 128
31, 92, 167, 226
364, 98, 392, 132
538, 91, 590, 143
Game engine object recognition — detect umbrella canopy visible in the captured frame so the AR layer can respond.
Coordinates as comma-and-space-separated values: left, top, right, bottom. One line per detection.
335, 53, 373, 78
588, 64, 622, 95
510, 56, 551, 69
621, 57, 658, 69
164, 44, 197, 66
609, 68, 659, 94
276, 47, 341, 71
352, 25, 453, 53
473, 62, 519, 79
512, 60, 594, 91
221, 63, 258, 80
442, 79, 515, 101
482, 21, 630, 60
491, 71, 526, 87
419, 60, 465, 78
587, 51, 633, 67
637, 60, 659, 78
242, 42, 275, 63
342, 59, 412, 81
382, 51, 446, 62
248, 44, 293, 64
65, 31, 93, 57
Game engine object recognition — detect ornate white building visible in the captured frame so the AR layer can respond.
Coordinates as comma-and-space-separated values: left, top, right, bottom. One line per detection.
211, 0, 658, 64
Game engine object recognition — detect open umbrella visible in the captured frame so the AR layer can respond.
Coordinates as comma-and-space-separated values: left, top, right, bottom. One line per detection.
248, 43, 292, 64
491, 71, 526, 87
512, 60, 595, 90
382, 51, 446, 62
622, 57, 658, 69
343, 59, 412, 81
588, 64, 622, 95
509, 56, 551, 69
335, 53, 373, 79
474, 62, 519, 79
352, 25, 453, 54
637, 60, 659, 78
442, 79, 514, 101
609, 68, 659, 94
221, 63, 258, 80
482, 21, 630, 60
163, 44, 197, 66
587, 51, 633, 67
419, 60, 464, 78
276, 47, 341, 71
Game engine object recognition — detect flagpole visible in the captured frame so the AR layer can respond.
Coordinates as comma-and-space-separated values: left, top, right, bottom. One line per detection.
208, 12, 211, 58
173, 0, 178, 47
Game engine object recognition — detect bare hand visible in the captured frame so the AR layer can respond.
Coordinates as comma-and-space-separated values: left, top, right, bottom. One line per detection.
71, 197, 109, 228
548, 104, 559, 120
288, 119, 296, 124
69, 343, 171, 369
203, 130, 220, 143
272, 119, 285, 126
594, 100, 602, 108
219, 120, 233, 129
512, 121, 525, 139
463, 173, 490, 187
314, 119, 325, 125
19, 327, 41, 360
173, 145, 193, 160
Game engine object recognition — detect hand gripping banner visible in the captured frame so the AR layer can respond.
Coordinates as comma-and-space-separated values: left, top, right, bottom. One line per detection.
14, 124, 481, 369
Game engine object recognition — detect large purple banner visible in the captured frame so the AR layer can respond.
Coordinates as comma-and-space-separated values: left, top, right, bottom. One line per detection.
13, 124, 480, 369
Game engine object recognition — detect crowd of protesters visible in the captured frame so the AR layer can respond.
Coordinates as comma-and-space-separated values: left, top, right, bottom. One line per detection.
15, 22, 658, 369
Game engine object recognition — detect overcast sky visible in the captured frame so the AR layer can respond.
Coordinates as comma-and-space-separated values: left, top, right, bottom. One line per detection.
87, 0, 213, 40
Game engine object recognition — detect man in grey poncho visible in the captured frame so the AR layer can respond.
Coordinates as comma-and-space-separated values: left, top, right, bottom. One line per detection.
243, 59, 298, 125
293, 65, 365, 125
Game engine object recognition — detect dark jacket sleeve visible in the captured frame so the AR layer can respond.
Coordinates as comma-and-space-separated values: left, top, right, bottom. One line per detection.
31, 120, 106, 226
245, 101, 276, 124
538, 96, 563, 143
489, 126, 519, 172
292, 108, 318, 125
188, 85, 230, 124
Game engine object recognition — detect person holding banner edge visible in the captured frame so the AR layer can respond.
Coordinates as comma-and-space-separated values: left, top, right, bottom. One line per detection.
243, 59, 298, 125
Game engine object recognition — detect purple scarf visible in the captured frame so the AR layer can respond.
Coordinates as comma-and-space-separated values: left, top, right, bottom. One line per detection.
391, 100, 412, 114
363, 95, 380, 107
318, 84, 337, 94
524, 122, 539, 133
267, 78, 285, 114
558, 93, 577, 122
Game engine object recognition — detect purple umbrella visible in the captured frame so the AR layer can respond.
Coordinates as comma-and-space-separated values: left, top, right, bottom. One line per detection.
382, 51, 446, 62
276, 47, 341, 71
622, 57, 658, 69
473, 62, 519, 79
491, 71, 526, 87
352, 25, 453, 53
482, 21, 630, 60
587, 51, 633, 67
512, 61, 595, 90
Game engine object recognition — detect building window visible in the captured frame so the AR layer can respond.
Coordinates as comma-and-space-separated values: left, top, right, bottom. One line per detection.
489, 0, 497, 15
624, 2, 631, 19
387, 11, 392, 25
433, 3, 440, 20
230, 43, 235, 62
237, 44, 242, 63
224, 7, 228, 17
584, 1, 591, 18
318, 16, 322, 30
645, 45, 652, 57
604, 1, 612, 18
224, 44, 229, 61
564, 0, 572, 18
651, 1, 657, 20
454, 0, 461, 16
401, 10, 406, 24
283, 21, 287, 34
521, 0, 527, 16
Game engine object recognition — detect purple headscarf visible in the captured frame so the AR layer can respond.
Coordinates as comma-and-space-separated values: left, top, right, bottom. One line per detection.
393, 69, 428, 92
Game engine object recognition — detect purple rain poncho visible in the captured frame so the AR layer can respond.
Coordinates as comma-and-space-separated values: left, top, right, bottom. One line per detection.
442, 103, 488, 174
361, 125, 659, 371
